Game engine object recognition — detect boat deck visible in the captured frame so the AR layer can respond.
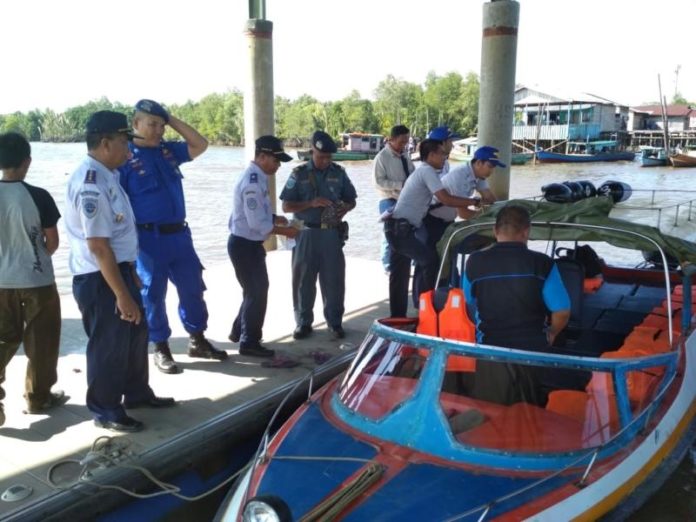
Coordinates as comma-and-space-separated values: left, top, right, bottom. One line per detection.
0, 251, 390, 519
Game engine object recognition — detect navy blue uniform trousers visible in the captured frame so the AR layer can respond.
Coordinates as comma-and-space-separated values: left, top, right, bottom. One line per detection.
227, 234, 268, 347
73, 264, 154, 423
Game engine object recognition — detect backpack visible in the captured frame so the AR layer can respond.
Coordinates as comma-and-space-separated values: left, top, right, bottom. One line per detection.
555, 244, 604, 277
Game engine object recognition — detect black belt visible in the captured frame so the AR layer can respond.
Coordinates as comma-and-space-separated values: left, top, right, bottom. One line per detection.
304, 223, 339, 230
137, 221, 188, 234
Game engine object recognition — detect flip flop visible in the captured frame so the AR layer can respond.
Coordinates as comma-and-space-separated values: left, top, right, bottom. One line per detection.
261, 354, 300, 369
309, 350, 332, 365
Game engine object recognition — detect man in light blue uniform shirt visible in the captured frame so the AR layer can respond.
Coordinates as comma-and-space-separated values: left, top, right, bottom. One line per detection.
228, 136, 298, 357
65, 111, 174, 433
119, 100, 227, 375
427, 126, 460, 174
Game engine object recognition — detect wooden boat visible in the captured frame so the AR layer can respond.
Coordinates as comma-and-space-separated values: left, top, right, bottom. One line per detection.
216, 197, 696, 522
536, 140, 635, 163
670, 153, 696, 168
297, 132, 385, 162
640, 146, 669, 167
450, 137, 533, 165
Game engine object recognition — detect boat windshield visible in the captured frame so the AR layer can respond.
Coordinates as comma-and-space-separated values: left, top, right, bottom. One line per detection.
335, 321, 672, 457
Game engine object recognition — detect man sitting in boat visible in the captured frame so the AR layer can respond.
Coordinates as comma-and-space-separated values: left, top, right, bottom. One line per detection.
462, 205, 571, 405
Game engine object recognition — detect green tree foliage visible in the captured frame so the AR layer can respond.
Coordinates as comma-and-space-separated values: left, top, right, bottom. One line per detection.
0, 71, 481, 145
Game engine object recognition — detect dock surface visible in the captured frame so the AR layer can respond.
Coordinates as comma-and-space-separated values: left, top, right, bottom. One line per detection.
0, 251, 389, 517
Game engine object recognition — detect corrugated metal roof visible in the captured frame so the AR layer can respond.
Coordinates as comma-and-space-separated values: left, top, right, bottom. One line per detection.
515, 86, 625, 106
632, 104, 693, 117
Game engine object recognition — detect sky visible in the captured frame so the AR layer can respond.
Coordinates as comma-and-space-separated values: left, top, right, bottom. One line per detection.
2, 0, 695, 114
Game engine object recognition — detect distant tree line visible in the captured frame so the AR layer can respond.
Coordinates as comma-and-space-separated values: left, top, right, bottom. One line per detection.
0, 71, 481, 146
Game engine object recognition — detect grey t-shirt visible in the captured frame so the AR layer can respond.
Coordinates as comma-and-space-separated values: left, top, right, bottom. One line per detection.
392, 164, 444, 228
430, 161, 489, 221
0, 181, 60, 288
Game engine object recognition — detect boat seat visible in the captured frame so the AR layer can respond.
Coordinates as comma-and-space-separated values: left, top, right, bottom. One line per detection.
594, 309, 646, 335
617, 295, 664, 314
633, 285, 669, 300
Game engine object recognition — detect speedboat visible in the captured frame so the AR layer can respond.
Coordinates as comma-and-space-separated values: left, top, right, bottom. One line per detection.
216, 197, 696, 521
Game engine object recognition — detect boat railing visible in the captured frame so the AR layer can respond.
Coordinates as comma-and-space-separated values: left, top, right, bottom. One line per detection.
614, 189, 696, 228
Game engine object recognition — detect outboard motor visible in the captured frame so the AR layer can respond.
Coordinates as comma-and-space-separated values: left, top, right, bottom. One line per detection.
542, 183, 574, 203
598, 180, 632, 203
562, 181, 586, 202
576, 180, 597, 198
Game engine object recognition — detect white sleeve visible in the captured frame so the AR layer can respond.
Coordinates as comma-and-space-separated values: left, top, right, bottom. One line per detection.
423, 171, 445, 194
243, 185, 273, 236
76, 186, 113, 239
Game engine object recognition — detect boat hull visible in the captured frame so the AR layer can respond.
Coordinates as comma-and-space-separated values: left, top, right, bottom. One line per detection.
536, 150, 636, 163
296, 149, 377, 161
670, 153, 696, 168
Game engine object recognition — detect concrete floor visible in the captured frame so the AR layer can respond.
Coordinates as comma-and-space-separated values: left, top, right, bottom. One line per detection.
0, 252, 390, 517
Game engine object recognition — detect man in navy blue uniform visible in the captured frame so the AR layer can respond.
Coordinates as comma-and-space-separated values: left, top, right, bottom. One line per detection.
119, 100, 227, 374
280, 131, 357, 340
65, 111, 174, 432
463, 204, 570, 405
228, 136, 299, 357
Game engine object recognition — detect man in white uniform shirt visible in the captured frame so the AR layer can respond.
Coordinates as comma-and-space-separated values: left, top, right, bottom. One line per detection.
65, 111, 174, 433
384, 139, 480, 318
372, 125, 414, 271
227, 136, 298, 357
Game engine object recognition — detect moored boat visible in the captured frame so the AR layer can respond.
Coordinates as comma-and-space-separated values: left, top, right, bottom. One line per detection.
670, 153, 696, 168
450, 137, 533, 165
297, 132, 385, 162
640, 146, 669, 167
217, 197, 696, 522
536, 140, 635, 163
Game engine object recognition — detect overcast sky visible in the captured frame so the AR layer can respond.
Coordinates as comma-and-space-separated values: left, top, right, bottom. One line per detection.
2, 0, 694, 113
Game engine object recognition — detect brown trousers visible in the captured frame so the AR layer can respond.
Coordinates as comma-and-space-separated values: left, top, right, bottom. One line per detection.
0, 284, 61, 408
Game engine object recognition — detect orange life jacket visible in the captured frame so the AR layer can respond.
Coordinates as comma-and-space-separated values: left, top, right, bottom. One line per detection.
417, 288, 476, 372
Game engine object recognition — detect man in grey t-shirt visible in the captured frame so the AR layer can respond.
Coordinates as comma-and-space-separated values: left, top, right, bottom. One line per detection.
384, 139, 480, 317
0, 132, 64, 426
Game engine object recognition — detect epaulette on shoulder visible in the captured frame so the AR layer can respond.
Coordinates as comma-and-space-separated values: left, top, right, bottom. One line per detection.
292, 163, 308, 174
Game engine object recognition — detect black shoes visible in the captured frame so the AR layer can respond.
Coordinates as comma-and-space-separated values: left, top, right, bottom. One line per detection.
24, 390, 68, 414
329, 326, 346, 339
124, 396, 176, 409
239, 344, 275, 358
94, 416, 144, 433
154, 342, 179, 374
293, 325, 313, 339
188, 333, 228, 361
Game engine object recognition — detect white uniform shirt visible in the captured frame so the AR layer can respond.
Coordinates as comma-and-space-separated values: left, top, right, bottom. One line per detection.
430, 161, 490, 221
228, 162, 274, 241
372, 144, 415, 200
64, 156, 138, 275
391, 163, 444, 228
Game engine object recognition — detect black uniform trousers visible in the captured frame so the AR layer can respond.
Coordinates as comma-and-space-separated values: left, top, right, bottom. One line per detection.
73, 263, 153, 423
412, 214, 450, 308
227, 234, 269, 347
385, 219, 439, 318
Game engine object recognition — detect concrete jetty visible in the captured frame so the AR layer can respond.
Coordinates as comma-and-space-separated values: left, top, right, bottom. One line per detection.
0, 252, 389, 517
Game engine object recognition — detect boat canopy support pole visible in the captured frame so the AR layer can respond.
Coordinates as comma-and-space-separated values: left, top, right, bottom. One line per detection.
245, 0, 277, 249
477, 1, 519, 201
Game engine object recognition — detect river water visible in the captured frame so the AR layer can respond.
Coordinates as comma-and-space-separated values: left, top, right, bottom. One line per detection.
24, 143, 696, 517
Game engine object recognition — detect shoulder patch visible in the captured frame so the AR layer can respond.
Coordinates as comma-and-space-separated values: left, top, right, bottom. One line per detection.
246, 198, 258, 210
84, 170, 97, 184
250, 172, 258, 183
82, 197, 99, 218
285, 176, 297, 190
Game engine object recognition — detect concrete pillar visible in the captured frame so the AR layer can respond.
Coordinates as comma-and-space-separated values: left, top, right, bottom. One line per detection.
477, 0, 520, 200
244, 18, 277, 249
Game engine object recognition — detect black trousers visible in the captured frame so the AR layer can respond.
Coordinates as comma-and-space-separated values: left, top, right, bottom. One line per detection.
228, 234, 269, 347
73, 265, 153, 423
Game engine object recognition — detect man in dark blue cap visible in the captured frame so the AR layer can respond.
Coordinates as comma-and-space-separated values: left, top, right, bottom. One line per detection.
228, 136, 299, 357
65, 111, 175, 432
280, 130, 357, 340
119, 100, 227, 375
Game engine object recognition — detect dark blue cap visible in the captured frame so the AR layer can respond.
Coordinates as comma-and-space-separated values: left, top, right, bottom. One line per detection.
311, 131, 337, 153
85, 111, 141, 140
134, 99, 170, 123
256, 135, 293, 162
473, 145, 506, 168
427, 126, 461, 141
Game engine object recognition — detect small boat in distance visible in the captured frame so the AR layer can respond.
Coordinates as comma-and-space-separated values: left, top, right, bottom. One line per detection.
297, 132, 385, 162
450, 137, 533, 165
670, 151, 696, 168
640, 146, 669, 167
536, 140, 635, 163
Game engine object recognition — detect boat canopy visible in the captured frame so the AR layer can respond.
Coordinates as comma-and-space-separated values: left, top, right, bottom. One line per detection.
438, 197, 696, 274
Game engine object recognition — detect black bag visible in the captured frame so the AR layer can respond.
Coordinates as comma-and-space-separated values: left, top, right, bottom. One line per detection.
555, 244, 603, 277
338, 221, 349, 242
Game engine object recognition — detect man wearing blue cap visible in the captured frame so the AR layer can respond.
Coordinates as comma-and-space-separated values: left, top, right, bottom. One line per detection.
66, 111, 175, 432
119, 100, 227, 375
280, 131, 357, 340
427, 126, 460, 174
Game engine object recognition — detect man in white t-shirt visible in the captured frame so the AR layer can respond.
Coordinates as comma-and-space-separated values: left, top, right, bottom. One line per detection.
384, 139, 480, 318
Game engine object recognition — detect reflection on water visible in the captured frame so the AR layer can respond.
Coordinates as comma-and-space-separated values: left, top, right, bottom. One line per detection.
23, 143, 696, 517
